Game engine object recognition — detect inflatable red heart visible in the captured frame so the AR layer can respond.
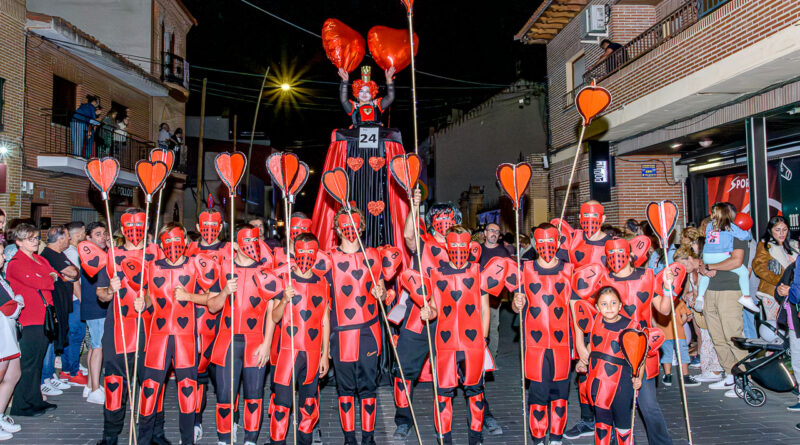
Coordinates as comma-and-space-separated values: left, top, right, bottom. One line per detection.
367, 201, 385, 216
629, 235, 652, 268
367, 26, 419, 72
78, 240, 107, 278
646, 200, 678, 244
389, 153, 422, 196
149, 148, 175, 174
368, 157, 385, 171
620, 329, 648, 378
347, 157, 363, 171
322, 168, 350, 209
120, 257, 143, 292
656, 262, 688, 297
322, 18, 366, 73
576, 84, 612, 125
215, 151, 247, 196
85, 157, 120, 197
497, 162, 533, 209
135, 160, 169, 200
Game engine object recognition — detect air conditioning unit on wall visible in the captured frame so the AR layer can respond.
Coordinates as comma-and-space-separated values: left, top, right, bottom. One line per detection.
580, 4, 609, 43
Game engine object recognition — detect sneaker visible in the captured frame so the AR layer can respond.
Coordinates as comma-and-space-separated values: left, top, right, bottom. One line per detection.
694, 296, 704, 313
663, 374, 673, 386
0, 430, 12, 441
48, 377, 71, 391
709, 375, 734, 390
0, 415, 20, 433
683, 375, 701, 387
695, 371, 723, 382
54, 356, 62, 370
313, 426, 322, 445
87, 388, 105, 405
787, 402, 800, 412
724, 389, 738, 398
61, 371, 88, 386
79, 364, 89, 374
393, 424, 411, 440
194, 424, 203, 442
795, 423, 800, 431
483, 415, 503, 435
232, 423, 239, 442
689, 356, 701, 368
739, 296, 759, 313
564, 420, 595, 439
83, 386, 90, 398
41, 383, 63, 396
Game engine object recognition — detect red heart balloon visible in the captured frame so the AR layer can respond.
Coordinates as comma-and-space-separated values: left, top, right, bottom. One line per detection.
135, 160, 169, 199
322, 19, 366, 73
620, 329, 648, 378
322, 168, 350, 209
496, 162, 533, 209
367, 201, 385, 216
214, 151, 247, 196
646, 200, 679, 243
389, 153, 422, 196
149, 148, 175, 174
78, 240, 107, 278
120, 257, 143, 292
576, 85, 612, 125
85, 157, 120, 196
629, 235, 652, 268
367, 26, 419, 72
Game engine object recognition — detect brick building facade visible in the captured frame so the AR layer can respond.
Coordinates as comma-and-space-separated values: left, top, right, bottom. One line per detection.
0, 0, 26, 220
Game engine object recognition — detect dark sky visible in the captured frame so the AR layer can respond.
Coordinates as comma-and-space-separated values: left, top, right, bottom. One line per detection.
183, 0, 545, 154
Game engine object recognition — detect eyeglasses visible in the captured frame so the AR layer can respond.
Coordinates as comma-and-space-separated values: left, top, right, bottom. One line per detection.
26, 236, 41, 243
486, 229, 500, 234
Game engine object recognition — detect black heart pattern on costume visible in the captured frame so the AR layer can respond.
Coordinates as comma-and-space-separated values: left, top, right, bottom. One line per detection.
300, 310, 312, 321
440, 331, 451, 342
351, 269, 364, 280
274, 410, 286, 421
554, 405, 566, 417
287, 326, 299, 336
574, 251, 585, 262
529, 283, 542, 294
592, 334, 603, 347
246, 318, 257, 329
576, 278, 588, 290
624, 304, 636, 317
355, 296, 367, 307
177, 317, 189, 329
604, 363, 618, 376
487, 277, 499, 289
312, 296, 323, 307
364, 403, 375, 414
577, 318, 589, 331
554, 282, 565, 294
553, 307, 564, 319
107, 382, 120, 392
181, 386, 193, 397
465, 304, 476, 316
529, 307, 541, 319
451, 290, 462, 302
436, 280, 448, 292
143, 387, 155, 398
247, 402, 259, 413
342, 285, 353, 296
533, 408, 546, 421
610, 340, 621, 354
205, 319, 215, 329
531, 330, 543, 342
88, 257, 100, 267
156, 318, 166, 329
637, 291, 649, 303
542, 294, 555, 306
367, 303, 375, 314
554, 330, 564, 342
250, 296, 260, 308
462, 277, 474, 289
340, 401, 352, 412
308, 328, 319, 340
179, 275, 190, 286
442, 306, 452, 317
344, 308, 357, 319
337, 262, 349, 272
465, 329, 478, 341
153, 277, 166, 288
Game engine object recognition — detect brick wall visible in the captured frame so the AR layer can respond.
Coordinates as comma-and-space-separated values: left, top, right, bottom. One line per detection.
609, 4, 656, 43
0, 0, 26, 219
607, 153, 684, 228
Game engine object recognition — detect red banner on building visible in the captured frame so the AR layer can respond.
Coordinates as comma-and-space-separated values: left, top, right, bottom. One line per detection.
705, 167, 781, 217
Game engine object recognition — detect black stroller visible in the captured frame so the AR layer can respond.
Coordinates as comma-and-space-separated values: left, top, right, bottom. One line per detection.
730, 312, 796, 407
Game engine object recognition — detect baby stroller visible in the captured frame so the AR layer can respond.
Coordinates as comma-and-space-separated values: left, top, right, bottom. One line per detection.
730, 312, 796, 407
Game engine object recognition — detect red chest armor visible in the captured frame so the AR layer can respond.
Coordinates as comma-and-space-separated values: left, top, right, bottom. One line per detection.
521, 260, 574, 382
587, 315, 636, 409
273, 273, 330, 385
403, 237, 449, 334
568, 231, 610, 267
188, 245, 228, 338
108, 246, 149, 354
186, 241, 231, 265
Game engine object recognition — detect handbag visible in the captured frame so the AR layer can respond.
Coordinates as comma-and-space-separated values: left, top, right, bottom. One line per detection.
39, 290, 59, 340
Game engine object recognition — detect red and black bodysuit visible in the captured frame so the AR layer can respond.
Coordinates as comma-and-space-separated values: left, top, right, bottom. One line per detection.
137, 228, 219, 445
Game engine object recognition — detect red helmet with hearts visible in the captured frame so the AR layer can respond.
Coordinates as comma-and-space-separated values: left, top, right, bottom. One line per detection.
534, 225, 559, 263
605, 238, 631, 273
237, 227, 262, 262
198, 210, 222, 245
120, 210, 146, 246
580, 202, 605, 237
289, 216, 312, 241
294, 234, 319, 274
160, 225, 186, 263
337, 211, 361, 243
446, 229, 471, 269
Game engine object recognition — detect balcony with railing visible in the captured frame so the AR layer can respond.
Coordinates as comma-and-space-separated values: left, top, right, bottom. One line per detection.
162, 52, 189, 90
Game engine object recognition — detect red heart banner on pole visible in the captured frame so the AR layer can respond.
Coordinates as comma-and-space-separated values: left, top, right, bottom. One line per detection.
135, 160, 169, 202
576, 83, 612, 126
620, 329, 648, 378
646, 200, 679, 244
214, 151, 247, 197
321, 168, 350, 210
496, 162, 533, 210
389, 153, 422, 197
85, 157, 120, 199
149, 148, 175, 175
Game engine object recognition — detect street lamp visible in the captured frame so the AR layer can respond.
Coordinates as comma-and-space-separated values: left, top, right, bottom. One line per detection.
281, 83, 291, 91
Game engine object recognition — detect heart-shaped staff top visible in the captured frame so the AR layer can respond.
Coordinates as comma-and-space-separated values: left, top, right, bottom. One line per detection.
646, 200, 678, 244
149, 148, 175, 175
322, 18, 366, 73
367, 26, 419, 72
215, 151, 247, 196
496, 162, 533, 209
389, 153, 422, 197
620, 329, 648, 378
401, 0, 413, 13
135, 160, 169, 201
85, 157, 120, 198
321, 168, 351, 210
576, 83, 612, 126
266, 152, 309, 200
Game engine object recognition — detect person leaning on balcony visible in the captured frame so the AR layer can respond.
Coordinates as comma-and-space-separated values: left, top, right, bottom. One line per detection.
71, 95, 100, 157
99, 110, 117, 157
593, 39, 625, 73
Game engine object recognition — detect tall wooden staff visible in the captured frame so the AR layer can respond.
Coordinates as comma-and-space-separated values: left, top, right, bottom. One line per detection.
267, 152, 310, 445
496, 162, 533, 445
556, 82, 611, 234
131, 160, 169, 430
322, 167, 425, 445
388, 154, 439, 445
214, 151, 248, 444
401, 0, 420, 155
149, 148, 176, 235
85, 158, 137, 442
646, 200, 693, 444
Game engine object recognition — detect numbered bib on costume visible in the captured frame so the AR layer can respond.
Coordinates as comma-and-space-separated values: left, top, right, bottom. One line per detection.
359, 127, 379, 149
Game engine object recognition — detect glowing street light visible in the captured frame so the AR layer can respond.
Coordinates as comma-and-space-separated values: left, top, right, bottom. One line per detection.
281, 83, 291, 91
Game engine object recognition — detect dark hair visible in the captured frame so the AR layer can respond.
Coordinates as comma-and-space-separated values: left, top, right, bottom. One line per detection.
602, 224, 623, 239
625, 218, 640, 233
536, 222, 555, 231
502, 232, 515, 245
158, 222, 184, 238
600, 39, 612, 46
761, 215, 797, 255
186, 231, 201, 243
46, 225, 67, 244
235, 223, 256, 238
124, 207, 144, 215
86, 221, 107, 235
595, 286, 621, 303
290, 212, 309, 219
425, 202, 462, 232
295, 232, 318, 244
66, 221, 85, 233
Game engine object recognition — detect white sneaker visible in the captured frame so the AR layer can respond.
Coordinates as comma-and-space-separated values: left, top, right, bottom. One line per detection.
0, 415, 20, 433
79, 364, 88, 374
86, 388, 105, 405
232, 423, 239, 442
0, 430, 11, 441
244, 442, 257, 445
695, 371, 723, 382
738, 296, 759, 313
724, 389, 739, 398
48, 377, 71, 391
41, 382, 63, 396
709, 375, 734, 390
83, 385, 90, 398
194, 424, 203, 442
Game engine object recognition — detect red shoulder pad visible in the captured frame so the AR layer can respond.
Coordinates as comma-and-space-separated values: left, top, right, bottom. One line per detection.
550, 218, 574, 247
146, 242, 163, 261
312, 250, 333, 277
645, 327, 666, 357
573, 299, 597, 334
629, 235, 651, 268
481, 256, 514, 296
254, 266, 283, 300
655, 262, 687, 298
399, 269, 431, 307
572, 263, 607, 302
469, 241, 482, 264
119, 257, 144, 292
185, 242, 200, 258
379, 245, 403, 281
258, 240, 274, 268
193, 254, 220, 291
78, 240, 106, 278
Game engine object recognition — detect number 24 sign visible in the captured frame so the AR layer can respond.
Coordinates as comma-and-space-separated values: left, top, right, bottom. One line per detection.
359, 127, 379, 149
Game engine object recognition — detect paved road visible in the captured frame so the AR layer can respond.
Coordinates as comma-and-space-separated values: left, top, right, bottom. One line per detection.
12, 308, 800, 444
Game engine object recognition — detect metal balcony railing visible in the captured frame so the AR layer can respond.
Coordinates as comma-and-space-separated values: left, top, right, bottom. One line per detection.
697, 0, 731, 18
583, 0, 698, 84
162, 51, 189, 89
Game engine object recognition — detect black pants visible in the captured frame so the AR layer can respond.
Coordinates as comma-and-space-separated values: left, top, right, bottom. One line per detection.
526, 350, 570, 441
592, 368, 633, 444
137, 337, 198, 445
271, 351, 320, 445
214, 335, 268, 443
392, 326, 431, 427
331, 328, 379, 443
10, 325, 49, 415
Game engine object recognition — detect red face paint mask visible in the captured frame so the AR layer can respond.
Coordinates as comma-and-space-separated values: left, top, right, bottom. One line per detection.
431, 209, 456, 235
198, 211, 222, 245
337, 213, 361, 243
534, 227, 559, 263
289, 217, 312, 241
237, 228, 262, 262
120, 212, 146, 246
160, 227, 186, 263
294, 239, 318, 274
580, 203, 605, 237
446, 232, 471, 269
605, 238, 631, 273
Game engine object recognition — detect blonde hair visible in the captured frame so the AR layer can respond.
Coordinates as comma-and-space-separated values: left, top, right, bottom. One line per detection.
673, 245, 698, 261
710, 203, 735, 231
